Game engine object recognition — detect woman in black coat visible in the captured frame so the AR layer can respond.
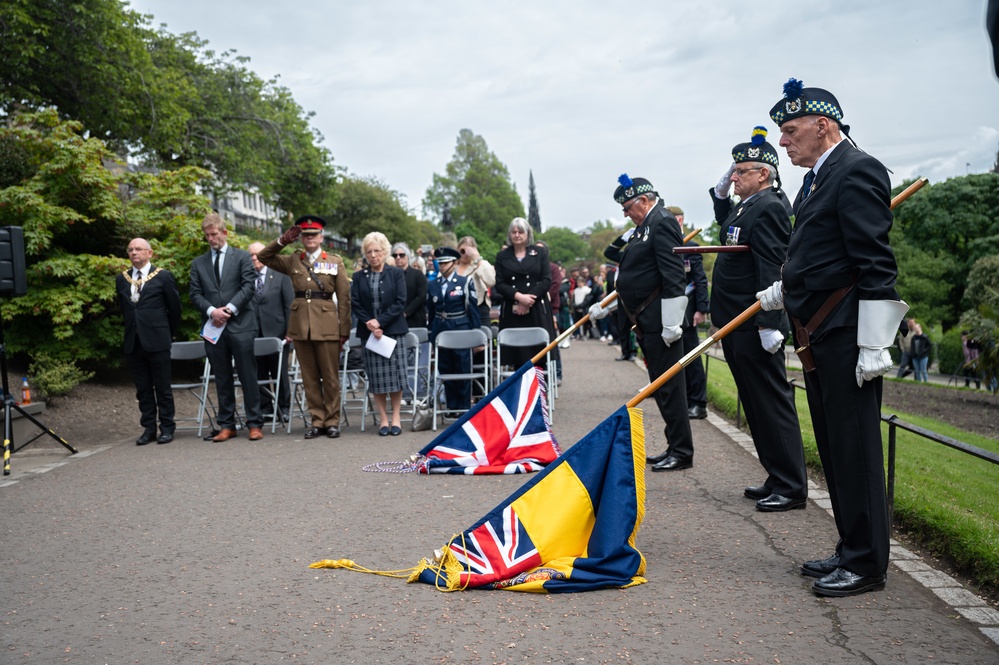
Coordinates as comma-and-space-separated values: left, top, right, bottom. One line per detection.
494, 217, 556, 368
351, 232, 408, 436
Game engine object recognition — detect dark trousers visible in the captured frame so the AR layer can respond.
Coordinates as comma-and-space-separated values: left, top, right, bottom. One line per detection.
256, 345, 291, 416
618, 308, 634, 356
803, 326, 889, 577
722, 330, 807, 498
206, 330, 262, 430
638, 332, 693, 460
682, 324, 707, 408
439, 347, 471, 410
127, 339, 175, 435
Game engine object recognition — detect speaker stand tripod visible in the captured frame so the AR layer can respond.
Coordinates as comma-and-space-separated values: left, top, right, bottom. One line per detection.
1, 321, 76, 475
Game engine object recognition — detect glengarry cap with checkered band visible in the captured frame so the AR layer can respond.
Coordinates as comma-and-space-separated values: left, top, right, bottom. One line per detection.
613, 174, 657, 204
769, 78, 844, 127
731, 126, 780, 168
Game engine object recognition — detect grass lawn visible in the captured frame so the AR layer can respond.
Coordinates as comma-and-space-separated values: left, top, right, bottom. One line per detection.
703, 355, 999, 595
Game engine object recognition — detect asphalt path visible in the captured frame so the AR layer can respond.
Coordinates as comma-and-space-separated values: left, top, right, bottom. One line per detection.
3, 337, 997, 664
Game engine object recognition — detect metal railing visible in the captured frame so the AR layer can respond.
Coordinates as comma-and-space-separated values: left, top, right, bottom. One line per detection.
704, 350, 999, 529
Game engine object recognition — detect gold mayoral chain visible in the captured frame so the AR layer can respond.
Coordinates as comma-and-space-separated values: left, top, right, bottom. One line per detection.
122, 267, 163, 302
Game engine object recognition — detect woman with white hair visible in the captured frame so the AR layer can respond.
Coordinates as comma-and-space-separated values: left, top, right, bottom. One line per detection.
493, 217, 555, 368
351, 232, 409, 436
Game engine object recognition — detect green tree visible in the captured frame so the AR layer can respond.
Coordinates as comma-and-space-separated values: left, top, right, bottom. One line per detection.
891, 174, 999, 327
326, 176, 421, 255
422, 129, 525, 242
0, 0, 338, 218
539, 226, 589, 266
0, 110, 217, 396
959, 254, 999, 392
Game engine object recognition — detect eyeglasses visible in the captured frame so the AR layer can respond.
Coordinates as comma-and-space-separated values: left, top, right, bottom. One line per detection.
732, 167, 763, 177
622, 198, 640, 213
392, 253, 407, 258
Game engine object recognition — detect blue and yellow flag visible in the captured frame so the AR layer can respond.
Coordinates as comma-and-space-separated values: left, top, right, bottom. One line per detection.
411, 405, 647, 592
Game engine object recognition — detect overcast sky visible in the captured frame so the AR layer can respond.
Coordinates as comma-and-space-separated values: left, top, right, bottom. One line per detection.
127, 0, 999, 233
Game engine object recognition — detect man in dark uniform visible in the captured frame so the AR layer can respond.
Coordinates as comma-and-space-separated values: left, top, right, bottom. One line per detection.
593, 175, 692, 471
709, 126, 808, 513
428, 247, 481, 413
666, 206, 710, 420
258, 216, 351, 439
758, 79, 908, 597
117, 238, 182, 445
248, 242, 294, 422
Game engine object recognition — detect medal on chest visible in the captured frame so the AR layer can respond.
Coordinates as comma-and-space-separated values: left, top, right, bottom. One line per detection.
725, 226, 742, 246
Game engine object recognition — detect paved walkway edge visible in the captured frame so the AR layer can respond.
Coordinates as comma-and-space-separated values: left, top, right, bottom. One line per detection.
706, 410, 999, 646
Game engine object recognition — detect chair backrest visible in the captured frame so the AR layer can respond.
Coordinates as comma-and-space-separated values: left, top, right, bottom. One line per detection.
253, 336, 284, 356
497, 327, 550, 348
171, 340, 207, 361
436, 329, 488, 351
410, 327, 429, 344
480, 325, 493, 342
346, 328, 362, 349
404, 331, 420, 349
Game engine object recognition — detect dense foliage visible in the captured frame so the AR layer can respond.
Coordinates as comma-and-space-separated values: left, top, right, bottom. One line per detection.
422, 129, 525, 244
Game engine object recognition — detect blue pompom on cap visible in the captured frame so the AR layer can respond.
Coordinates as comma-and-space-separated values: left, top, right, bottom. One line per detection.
783, 78, 804, 99
618, 174, 633, 188
751, 126, 767, 146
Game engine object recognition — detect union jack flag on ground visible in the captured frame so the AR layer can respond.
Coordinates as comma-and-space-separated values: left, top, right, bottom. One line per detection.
416, 362, 560, 474
411, 405, 647, 592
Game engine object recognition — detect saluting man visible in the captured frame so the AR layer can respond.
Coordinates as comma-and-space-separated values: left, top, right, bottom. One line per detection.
758, 79, 907, 597
428, 246, 481, 415
709, 126, 807, 513
592, 175, 692, 472
258, 216, 351, 439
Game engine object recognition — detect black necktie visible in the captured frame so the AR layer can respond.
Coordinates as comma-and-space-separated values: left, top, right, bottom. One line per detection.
213, 250, 221, 285
801, 170, 815, 201
134, 269, 143, 294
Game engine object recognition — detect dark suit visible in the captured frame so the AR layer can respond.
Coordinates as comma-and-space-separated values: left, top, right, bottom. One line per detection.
190, 243, 263, 430
117, 265, 182, 436
612, 201, 692, 459
494, 245, 555, 368
784, 140, 898, 578
681, 240, 710, 409
710, 185, 806, 500
253, 267, 294, 416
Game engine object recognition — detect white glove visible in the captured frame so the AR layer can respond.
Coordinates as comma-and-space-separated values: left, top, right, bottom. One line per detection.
715, 163, 736, 199
856, 348, 893, 387
661, 325, 682, 346
620, 227, 636, 242
588, 300, 617, 320
758, 328, 785, 354
660, 295, 687, 347
855, 299, 909, 387
756, 280, 784, 311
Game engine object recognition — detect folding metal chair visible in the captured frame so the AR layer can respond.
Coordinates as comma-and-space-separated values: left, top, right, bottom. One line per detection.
232, 337, 286, 433
285, 348, 311, 434
402, 331, 421, 420
496, 327, 555, 417
475, 325, 494, 396
340, 329, 371, 430
409, 327, 431, 406
432, 328, 489, 431
169, 341, 215, 436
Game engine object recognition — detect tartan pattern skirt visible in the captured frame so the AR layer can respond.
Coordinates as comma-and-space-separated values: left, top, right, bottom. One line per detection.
362, 333, 408, 394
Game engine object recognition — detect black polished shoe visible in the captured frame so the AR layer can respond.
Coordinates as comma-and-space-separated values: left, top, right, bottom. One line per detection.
646, 450, 670, 465
390, 426, 402, 436
812, 567, 886, 597
304, 427, 322, 439
136, 430, 156, 446
801, 554, 840, 578
651, 455, 693, 472
756, 494, 806, 512
744, 484, 770, 500
687, 405, 707, 419
326, 426, 340, 439
378, 426, 390, 436
157, 432, 174, 444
